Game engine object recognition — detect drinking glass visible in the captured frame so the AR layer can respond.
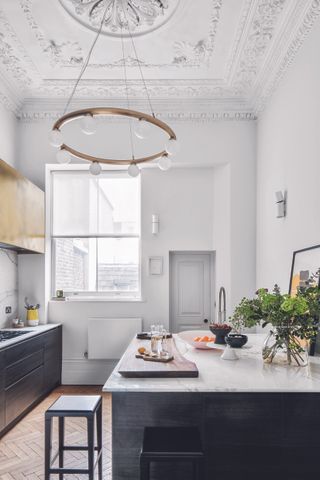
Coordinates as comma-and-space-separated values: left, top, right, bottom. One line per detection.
160, 329, 172, 359
151, 324, 164, 356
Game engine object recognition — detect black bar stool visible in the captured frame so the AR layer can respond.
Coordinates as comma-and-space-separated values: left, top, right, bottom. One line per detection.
140, 426, 205, 480
44, 395, 102, 480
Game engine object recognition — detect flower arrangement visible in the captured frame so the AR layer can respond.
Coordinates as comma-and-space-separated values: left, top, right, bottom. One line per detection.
24, 297, 40, 311
230, 276, 320, 366
24, 297, 40, 326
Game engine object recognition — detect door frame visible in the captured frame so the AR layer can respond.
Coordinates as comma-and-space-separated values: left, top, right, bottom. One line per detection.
169, 251, 216, 333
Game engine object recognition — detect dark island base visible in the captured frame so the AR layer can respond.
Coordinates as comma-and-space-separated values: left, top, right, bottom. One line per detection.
112, 391, 320, 480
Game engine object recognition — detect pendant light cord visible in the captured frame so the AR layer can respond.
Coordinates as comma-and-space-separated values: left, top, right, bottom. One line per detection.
63, 4, 109, 116
120, 24, 135, 160
122, 6, 155, 118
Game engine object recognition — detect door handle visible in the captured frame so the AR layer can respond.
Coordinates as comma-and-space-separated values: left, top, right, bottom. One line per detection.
203, 319, 209, 324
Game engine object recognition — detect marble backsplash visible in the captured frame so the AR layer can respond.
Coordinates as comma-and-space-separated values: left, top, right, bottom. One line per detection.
0, 248, 18, 328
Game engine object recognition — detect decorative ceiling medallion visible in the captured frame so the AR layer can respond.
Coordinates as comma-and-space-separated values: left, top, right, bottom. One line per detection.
59, 0, 180, 37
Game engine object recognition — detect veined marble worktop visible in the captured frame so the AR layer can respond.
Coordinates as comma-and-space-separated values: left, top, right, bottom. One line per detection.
103, 333, 320, 393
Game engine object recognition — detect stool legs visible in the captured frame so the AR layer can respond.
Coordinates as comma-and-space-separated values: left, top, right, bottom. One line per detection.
44, 400, 103, 479
44, 416, 52, 480
197, 457, 205, 480
87, 416, 95, 480
193, 458, 205, 480
96, 402, 103, 480
58, 417, 64, 480
140, 457, 150, 480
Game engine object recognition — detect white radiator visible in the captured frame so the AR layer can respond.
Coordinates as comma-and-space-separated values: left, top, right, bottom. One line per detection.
87, 317, 142, 360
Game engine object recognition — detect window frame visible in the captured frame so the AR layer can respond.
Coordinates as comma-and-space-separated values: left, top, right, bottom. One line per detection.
48, 167, 142, 301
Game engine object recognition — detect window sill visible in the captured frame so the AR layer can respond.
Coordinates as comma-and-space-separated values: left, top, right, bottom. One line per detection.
50, 297, 145, 303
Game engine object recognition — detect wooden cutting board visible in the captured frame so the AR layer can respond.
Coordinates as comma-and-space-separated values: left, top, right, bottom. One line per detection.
118, 337, 199, 378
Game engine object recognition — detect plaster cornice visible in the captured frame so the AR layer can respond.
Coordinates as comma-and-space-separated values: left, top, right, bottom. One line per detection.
0, 0, 319, 120
253, 0, 320, 114
18, 97, 256, 122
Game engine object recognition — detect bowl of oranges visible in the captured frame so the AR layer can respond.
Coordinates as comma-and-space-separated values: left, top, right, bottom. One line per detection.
192, 335, 215, 349
178, 330, 215, 350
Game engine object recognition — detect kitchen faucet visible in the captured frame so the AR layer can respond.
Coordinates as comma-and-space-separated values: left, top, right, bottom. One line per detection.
217, 286, 226, 324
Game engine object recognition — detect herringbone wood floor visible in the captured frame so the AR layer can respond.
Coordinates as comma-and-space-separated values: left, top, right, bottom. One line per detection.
0, 386, 111, 480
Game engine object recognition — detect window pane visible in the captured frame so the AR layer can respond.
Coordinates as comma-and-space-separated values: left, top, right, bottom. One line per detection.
54, 238, 96, 292
97, 238, 139, 292
98, 176, 140, 234
52, 172, 140, 236
52, 173, 98, 236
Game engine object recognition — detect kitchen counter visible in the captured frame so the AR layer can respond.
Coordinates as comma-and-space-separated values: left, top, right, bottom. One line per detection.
0, 323, 61, 349
104, 334, 320, 480
103, 333, 320, 393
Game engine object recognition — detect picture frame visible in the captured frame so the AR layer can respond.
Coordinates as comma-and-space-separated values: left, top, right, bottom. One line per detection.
289, 244, 320, 356
289, 244, 320, 296
148, 256, 163, 276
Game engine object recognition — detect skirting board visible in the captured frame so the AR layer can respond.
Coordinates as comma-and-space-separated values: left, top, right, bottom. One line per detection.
62, 359, 116, 385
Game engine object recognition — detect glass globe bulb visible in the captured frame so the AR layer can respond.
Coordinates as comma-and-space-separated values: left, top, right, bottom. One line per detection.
49, 129, 63, 148
134, 119, 151, 140
165, 138, 180, 156
56, 149, 71, 164
89, 162, 102, 176
128, 163, 140, 177
158, 155, 172, 171
80, 115, 96, 135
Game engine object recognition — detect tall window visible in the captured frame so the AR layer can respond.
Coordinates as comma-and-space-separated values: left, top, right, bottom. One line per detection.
51, 170, 141, 298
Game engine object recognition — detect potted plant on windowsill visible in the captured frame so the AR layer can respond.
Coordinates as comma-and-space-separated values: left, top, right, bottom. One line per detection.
230, 279, 320, 366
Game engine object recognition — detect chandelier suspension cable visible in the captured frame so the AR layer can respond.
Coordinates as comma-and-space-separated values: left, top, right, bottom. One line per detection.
122, 6, 155, 117
49, 1, 179, 175
120, 24, 135, 161
63, 3, 109, 116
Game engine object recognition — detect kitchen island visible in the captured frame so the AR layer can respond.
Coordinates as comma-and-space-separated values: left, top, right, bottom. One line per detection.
103, 334, 320, 479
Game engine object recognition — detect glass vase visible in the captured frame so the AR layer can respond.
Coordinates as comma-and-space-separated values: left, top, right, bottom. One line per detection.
262, 329, 308, 367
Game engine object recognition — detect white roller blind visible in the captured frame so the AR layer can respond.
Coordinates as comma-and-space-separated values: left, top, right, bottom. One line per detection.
52, 171, 140, 236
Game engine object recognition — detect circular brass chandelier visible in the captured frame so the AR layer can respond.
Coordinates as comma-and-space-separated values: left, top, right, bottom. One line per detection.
49, 2, 179, 177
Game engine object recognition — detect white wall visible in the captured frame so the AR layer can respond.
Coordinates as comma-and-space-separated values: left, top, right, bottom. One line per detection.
0, 98, 18, 327
0, 102, 17, 168
17, 118, 256, 383
257, 16, 320, 291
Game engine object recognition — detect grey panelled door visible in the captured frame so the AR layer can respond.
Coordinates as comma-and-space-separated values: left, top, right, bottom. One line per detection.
171, 253, 212, 333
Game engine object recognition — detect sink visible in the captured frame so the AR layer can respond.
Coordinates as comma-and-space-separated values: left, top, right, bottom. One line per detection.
0, 330, 30, 342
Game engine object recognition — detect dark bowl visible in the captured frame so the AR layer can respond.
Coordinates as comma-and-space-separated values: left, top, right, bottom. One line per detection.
209, 325, 232, 345
225, 333, 248, 348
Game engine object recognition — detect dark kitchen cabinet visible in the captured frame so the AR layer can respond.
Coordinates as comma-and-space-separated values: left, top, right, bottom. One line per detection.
43, 326, 62, 393
0, 350, 4, 432
0, 325, 62, 437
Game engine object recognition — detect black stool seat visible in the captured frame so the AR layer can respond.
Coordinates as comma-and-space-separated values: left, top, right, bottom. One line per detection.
48, 395, 101, 414
142, 426, 203, 457
140, 426, 205, 480
45, 395, 102, 480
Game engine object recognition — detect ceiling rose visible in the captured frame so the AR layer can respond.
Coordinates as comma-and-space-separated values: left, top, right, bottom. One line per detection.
59, 0, 180, 37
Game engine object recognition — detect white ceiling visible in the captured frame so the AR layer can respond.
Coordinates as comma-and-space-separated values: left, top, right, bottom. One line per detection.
0, 0, 319, 120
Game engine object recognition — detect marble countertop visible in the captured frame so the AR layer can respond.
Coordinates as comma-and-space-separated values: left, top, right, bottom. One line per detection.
0, 323, 61, 349
103, 334, 320, 393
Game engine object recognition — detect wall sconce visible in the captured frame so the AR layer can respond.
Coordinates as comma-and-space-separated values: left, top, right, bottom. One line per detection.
152, 214, 159, 235
275, 191, 287, 218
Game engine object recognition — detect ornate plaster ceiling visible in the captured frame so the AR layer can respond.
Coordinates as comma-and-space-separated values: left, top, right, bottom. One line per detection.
59, 0, 181, 37
0, 0, 319, 120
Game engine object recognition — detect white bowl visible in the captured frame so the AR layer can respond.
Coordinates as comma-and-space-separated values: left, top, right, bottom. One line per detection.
178, 330, 215, 350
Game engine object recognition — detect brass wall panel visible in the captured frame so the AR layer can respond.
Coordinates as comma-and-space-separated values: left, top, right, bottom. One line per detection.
0, 159, 44, 253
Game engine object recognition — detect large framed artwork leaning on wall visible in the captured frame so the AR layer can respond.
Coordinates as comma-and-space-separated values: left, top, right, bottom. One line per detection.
289, 244, 320, 355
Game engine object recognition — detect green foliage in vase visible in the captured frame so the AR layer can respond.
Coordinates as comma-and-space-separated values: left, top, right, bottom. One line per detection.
231, 274, 320, 366
231, 274, 320, 340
